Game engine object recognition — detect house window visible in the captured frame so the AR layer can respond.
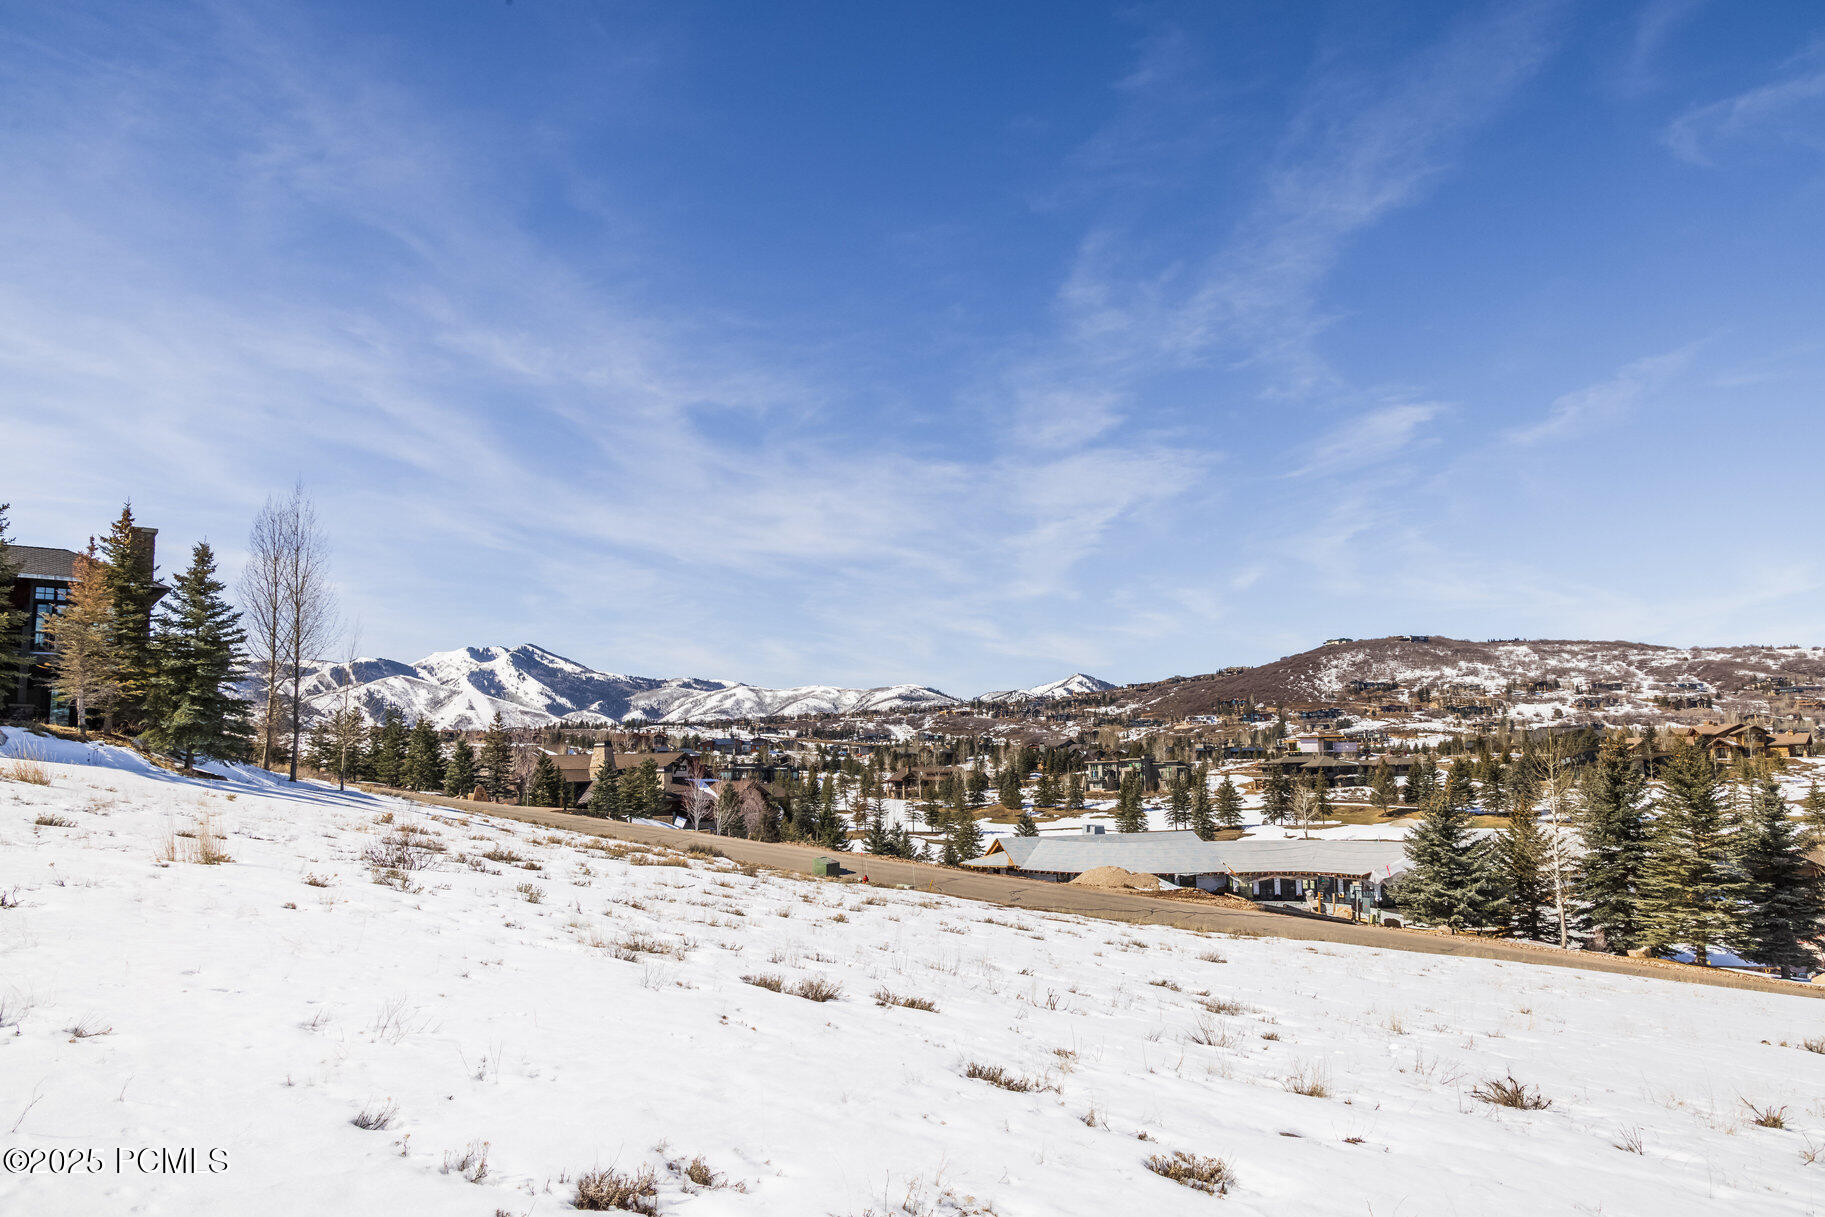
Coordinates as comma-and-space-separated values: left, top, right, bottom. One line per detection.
30, 585, 68, 651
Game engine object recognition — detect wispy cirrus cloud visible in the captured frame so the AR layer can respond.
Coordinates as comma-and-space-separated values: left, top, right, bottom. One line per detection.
1505, 347, 1695, 445
1664, 47, 1825, 165
1286, 401, 1448, 478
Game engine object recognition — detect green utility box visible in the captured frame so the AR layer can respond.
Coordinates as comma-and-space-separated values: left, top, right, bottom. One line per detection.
812, 856, 839, 878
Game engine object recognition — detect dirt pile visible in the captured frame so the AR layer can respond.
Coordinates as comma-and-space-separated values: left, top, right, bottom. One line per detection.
1069, 866, 1162, 891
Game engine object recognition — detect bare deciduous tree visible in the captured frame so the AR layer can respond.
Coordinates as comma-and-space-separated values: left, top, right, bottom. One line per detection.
240, 500, 288, 770
1530, 735, 1576, 949
240, 483, 337, 781
682, 781, 716, 833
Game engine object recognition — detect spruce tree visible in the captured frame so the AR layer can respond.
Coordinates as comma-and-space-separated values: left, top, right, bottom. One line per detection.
1369, 759, 1398, 816
1065, 772, 1085, 810
1573, 738, 1652, 952
997, 765, 1023, 812
1034, 770, 1058, 808
1496, 802, 1550, 940
328, 707, 365, 790
1444, 761, 1475, 813
1640, 743, 1744, 965
478, 713, 513, 801
967, 767, 989, 808
1800, 784, 1825, 848
814, 777, 849, 850
367, 709, 408, 787
143, 542, 250, 770
1014, 810, 1039, 837
1735, 775, 1825, 978
1261, 769, 1294, 824
1400, 787, 1506, 933
636, 757, 662, 818
1166, 770, 1191, 830
1213, 774, 1243, 830
1404, 754, 1436, 805
864, 812, 893, 854
527, 754, 561, 807
585, 750, 618, 817
96, 504, 160, 730
1114, 771, 1148, 833
401, 720, 445, 792
444, 737, 478, 799
947, 810, 983, 862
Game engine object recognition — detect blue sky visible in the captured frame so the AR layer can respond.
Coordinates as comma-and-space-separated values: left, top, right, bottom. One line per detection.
3, 0, 1822, 694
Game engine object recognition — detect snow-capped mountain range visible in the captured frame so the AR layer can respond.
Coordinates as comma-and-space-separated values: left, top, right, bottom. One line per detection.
276, 644, 1106, 730
977, 673, 1117, 702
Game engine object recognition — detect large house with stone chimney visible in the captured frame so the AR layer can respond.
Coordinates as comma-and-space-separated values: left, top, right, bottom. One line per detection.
5, 527, 163, 725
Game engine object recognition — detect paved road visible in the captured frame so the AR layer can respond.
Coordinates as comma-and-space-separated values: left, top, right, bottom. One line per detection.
377, 787, 1823, 1001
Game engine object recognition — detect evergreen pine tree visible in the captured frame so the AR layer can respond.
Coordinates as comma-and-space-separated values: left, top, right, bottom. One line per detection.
1369, 759, 1398, 816
1114, 771, 1148, 833
1444, 761, 1475, 812
636, 757, 662, 818
444, 738, 478, 799
367, 709, 408, 787
1166, 770, 1191, 830
478, 713, 513, 801
1496, 802, 1550, 939
1065, 772, 1085, 810
142, 542, 250, 769
584, 751, 618, 817
1014, 810, 1038, 837
1573, 737, 1653, 952
527, 754, 561, 806
1404, 754, 1436, 805
1034, 770, 1058, 808
96, 504, 160, 730
1640, 743, 1744, 965
1799, 784, 1825, 848
1735, 775, 1825, 978
948, 810, 983, 862
997, 765, 1023, 812
305, 719, 336, 772
1261, 769, 1294, 824
814, 776, 849, 850
967, 767, 989, 808
1400, 786, 1507, 933
401, 720, 445, 792
863, 812, 892, 854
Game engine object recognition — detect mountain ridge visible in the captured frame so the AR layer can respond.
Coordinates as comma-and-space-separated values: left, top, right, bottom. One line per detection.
277, 643, 1108, 730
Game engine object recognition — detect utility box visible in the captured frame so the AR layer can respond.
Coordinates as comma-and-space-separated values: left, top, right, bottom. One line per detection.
812, 857, 839, 878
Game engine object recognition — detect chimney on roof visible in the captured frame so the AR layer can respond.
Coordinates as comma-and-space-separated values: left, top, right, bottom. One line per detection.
590, 740, 617, 773
129, 526, 157, 581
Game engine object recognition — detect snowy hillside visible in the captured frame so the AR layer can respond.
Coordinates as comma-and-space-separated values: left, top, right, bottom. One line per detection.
260, 644, 960, 729
979, 673, 1117, 703
1140, 637, 1825, 720
5, 733, 1825, 1215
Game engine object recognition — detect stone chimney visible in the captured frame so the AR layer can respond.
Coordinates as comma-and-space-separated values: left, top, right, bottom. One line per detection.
590, 740, 617, 773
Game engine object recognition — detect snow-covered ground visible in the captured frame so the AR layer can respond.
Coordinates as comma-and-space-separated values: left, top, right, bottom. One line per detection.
5, 732, 1825, 1215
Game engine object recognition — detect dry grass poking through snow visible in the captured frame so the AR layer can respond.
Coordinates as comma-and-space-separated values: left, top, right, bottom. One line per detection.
1144, 1150, 1237, 1196
0, 754, 52, 785
573, 1164, 659, 1213
1472, 1076, 1552, 1110
873, 988, 938, 1012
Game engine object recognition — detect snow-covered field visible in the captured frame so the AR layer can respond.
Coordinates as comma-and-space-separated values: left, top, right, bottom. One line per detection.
4, 733, 1825, 1215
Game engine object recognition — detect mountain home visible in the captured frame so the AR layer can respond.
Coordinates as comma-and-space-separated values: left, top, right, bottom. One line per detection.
1679, 723, 1814, 762
4, 528, 162, 725
963, 831, 1410, 923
